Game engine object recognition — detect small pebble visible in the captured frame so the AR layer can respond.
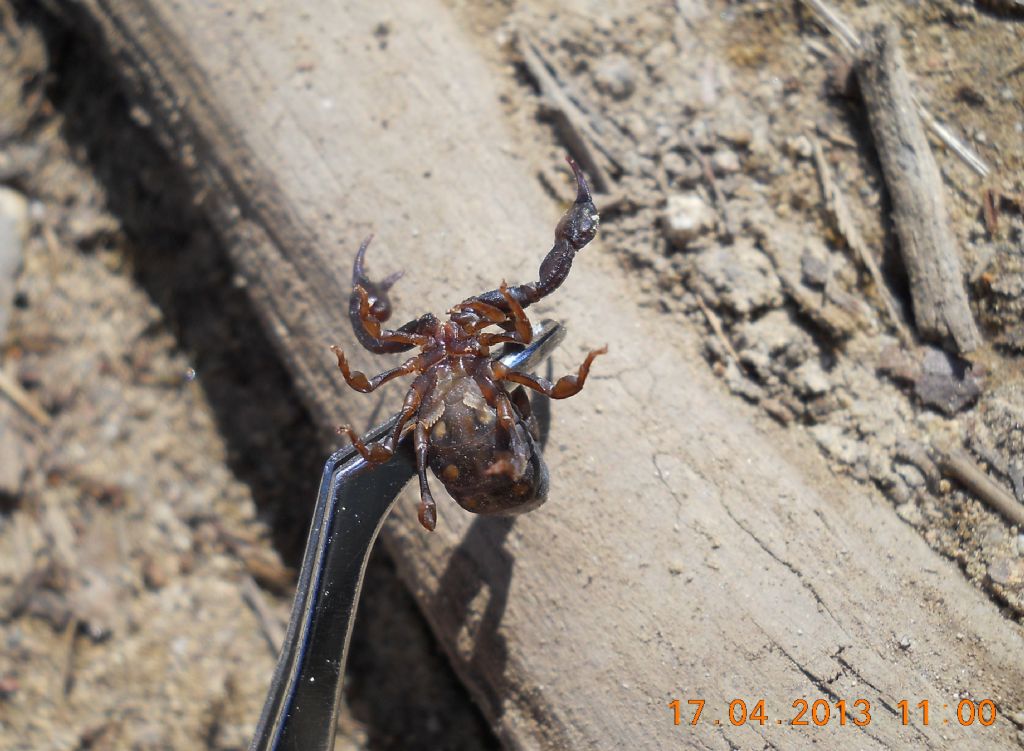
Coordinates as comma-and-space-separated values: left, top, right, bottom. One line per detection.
914, 347, 983, 415
620, 112, 649, 141
693, 239, 783, 315
593, 55, 637, 101
785, 134, 814, 160
0, 409, 27, 499
895, 499, 921, 523
660, 193, 716, 249
66, 206, 119, 245
799, 245, 831, 288
810, 423, 866, 467
142, 554, 171, 590
0, 186, 29, 340
662, 151, 702, 184
711, 149, 740, 174
895, 462, 926, 489
988, 557, 1024, 587
791, 361, 831, 396
719, 125, 753, 148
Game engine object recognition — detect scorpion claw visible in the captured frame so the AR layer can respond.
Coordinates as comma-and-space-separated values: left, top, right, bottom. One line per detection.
352, 235, 374, 284
351, 234, 400, 322
381, 270, 405, 290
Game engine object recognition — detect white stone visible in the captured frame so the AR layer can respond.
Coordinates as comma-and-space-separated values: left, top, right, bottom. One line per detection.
660, 193, 715, 249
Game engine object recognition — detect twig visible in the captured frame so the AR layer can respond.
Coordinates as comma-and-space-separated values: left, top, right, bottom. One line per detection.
981, 187, 999, 237
800, 0, 859, 54
966, 429, 1011, 477
690, 281, 741, 365
214, 520, 294, 593
1001, 59, 1024, 79
798, 0, 990, 178
41, 222, 61, 258
241, 576, 284, 655
680, 132, 735, 241
810, 133, 912, 346
1009, 464, 1024, 505
815, 124, 857, 149
914, 102, 990, 179
516, 31, 617, 195
934, 445, 1024, 528
0, 368, 51, 426
1, 562, 52, 621
856, 24, 980, 354
521, 36, 624, 154
60, 616, 79, 699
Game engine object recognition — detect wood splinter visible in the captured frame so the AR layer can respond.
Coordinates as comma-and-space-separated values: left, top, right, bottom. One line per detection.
934, 445, 1024, 529
855, 24, 981, 355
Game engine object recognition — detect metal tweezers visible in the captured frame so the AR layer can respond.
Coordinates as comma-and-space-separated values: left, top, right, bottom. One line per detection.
249, 320, 566, 751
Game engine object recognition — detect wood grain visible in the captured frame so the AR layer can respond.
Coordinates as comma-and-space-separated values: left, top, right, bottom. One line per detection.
856, 23, 981, 354
63, 1, 1023, 748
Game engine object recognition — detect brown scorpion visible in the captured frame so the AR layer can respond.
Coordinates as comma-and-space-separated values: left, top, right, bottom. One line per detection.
331, 158, 605, 530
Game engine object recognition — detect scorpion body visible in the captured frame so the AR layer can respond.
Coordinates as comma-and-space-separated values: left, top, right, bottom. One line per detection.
331, 158, 604, 530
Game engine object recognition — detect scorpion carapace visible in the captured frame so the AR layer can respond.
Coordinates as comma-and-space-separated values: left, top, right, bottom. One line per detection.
331, 157, 605, 531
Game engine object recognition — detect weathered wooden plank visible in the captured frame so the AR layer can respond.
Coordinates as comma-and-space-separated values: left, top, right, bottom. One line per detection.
62, 1, 1024, 748
856, 23, 980, 354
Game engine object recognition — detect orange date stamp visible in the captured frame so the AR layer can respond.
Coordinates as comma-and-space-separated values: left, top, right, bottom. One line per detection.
668, 698, 998, 728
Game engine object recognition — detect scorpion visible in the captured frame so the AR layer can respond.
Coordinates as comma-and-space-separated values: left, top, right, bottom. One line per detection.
331, 158, 605, 531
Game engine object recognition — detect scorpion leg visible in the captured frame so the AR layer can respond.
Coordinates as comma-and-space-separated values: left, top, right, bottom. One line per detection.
335, 424, 394, 463
330, 346, 424, 393
492, 346, 607, 399
385, 372, 431, 448
476, 378, 532, 480
508, 385, 540, 442
474, 367, 517, 435
450, 300, 508, 332
477, 282, 533, 347
414, 421, 438, 531
475, 366, 532, 479
336, 371, 429, 464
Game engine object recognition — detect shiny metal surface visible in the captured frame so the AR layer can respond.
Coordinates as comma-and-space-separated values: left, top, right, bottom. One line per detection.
250, 321, 565, 751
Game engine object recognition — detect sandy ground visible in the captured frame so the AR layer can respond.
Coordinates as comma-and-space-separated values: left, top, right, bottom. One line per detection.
0, 0, 1022, 749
